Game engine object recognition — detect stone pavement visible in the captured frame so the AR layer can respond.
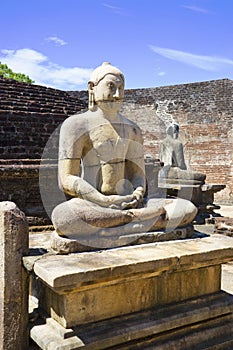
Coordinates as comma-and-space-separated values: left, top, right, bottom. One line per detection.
215, 205, 233, 219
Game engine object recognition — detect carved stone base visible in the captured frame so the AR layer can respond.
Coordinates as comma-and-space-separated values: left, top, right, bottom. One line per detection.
27, 234, 233, 349
30, 291, 233, 350
50, 225, 194, 254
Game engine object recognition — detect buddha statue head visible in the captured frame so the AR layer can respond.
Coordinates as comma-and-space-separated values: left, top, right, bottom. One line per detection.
166, 122, 180, 139
88, 62, 125, 111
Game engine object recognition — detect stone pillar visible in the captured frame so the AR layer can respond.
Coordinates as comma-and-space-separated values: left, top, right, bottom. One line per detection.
0, 201, 29, 350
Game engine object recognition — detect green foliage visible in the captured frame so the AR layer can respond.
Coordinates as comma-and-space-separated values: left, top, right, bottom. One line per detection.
0, 62, 34, 84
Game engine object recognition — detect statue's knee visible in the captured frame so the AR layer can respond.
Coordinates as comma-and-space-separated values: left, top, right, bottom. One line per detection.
185, 200, 198, 218
51, 204, 63, 230
164, 198, 197, 226
51, 202, 73, 230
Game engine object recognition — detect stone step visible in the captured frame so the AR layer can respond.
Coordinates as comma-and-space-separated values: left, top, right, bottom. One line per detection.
116, 314, 233, 349
30, 291, 233, 350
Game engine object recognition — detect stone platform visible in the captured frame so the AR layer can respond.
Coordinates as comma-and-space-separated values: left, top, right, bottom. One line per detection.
26, 234, 233, 349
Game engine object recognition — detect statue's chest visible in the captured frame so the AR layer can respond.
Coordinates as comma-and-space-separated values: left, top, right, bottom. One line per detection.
89, 125, 128, 162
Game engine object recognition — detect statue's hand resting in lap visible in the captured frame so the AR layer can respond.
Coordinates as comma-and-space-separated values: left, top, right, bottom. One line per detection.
103, 187, 144, 210
108, 194, 138, 210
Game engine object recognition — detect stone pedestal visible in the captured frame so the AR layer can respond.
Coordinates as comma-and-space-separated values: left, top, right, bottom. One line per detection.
158, 181, 226, 224
26, 234, 233, 349
50, 226, 194, 253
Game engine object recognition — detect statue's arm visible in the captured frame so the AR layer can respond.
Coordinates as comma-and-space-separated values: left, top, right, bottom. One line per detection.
126, 126, 146, 201
159, 143, 164, 162
58, 158, 109, 204
176, 143, 187, 170
58, 118, 113, 206
58, 158, 89, 197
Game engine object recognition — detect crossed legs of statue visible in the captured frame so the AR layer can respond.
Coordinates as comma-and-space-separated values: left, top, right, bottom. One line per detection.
52, 197, 197, 241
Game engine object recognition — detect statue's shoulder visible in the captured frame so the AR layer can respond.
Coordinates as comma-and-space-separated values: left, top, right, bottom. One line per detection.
61, 111, 91, 130
120, 114, 142, 135
59, 111, 93, 144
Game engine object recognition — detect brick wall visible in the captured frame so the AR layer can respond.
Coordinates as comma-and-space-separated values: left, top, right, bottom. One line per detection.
0, 77, 86, 221
0, 77, 86, 159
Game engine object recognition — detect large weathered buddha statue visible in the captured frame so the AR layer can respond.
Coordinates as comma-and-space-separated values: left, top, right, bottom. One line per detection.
159, 123, 206, 185
51, 62, 197, 250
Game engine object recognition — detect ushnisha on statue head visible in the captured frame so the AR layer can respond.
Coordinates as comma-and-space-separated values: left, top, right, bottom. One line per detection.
88, 62, 125, 111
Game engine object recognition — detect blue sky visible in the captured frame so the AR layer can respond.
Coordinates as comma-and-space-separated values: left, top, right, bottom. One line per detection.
0, 0, 233, 90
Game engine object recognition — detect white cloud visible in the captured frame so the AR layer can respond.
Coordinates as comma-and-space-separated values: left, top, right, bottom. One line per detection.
2, 48, 46, 63
0, 48, 93, 90
181, 5, 211, 14
158, 71, 166, 76
102, 3, 129, 16
149, 45, 233, 71
45, 36, 67, 46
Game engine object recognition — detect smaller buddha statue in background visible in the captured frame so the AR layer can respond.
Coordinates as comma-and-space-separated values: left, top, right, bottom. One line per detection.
159, 123, 206, 184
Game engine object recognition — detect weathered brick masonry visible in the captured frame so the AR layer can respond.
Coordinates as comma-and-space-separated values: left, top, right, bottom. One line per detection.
0, 77, 232, 223
0, 77, 85, 220
0, 77, 86, 159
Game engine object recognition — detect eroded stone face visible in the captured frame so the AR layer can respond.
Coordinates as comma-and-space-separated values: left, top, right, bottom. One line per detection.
93, 74, 124, 107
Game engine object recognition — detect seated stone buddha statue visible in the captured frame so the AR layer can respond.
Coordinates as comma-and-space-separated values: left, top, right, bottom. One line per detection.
159, 123, 206, 185
51, 62, 197, 250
